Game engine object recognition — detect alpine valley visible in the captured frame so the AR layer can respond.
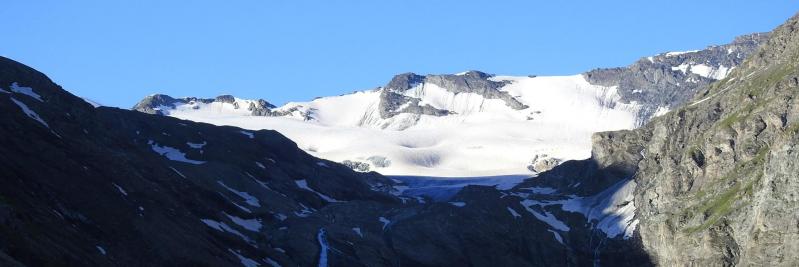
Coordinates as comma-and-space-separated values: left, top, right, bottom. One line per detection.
1, 11, 798, 267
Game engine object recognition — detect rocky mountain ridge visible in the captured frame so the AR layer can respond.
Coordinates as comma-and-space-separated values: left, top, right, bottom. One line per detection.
134, 33, 766, 128
585, 32, 768, 123
128, 32, 766, 178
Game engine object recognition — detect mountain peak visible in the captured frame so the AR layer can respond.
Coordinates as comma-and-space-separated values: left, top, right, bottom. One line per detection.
133, 94, 276, 116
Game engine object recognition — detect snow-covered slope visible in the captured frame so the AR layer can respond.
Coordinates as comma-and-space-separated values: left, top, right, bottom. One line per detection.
157, 74, 641, 177
136, 33, 767, 178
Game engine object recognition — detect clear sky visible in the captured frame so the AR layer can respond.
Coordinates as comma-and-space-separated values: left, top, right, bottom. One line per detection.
2, 1, 798, 108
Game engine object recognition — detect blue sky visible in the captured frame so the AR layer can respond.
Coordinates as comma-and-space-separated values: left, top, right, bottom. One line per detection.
2, 1, 797, 108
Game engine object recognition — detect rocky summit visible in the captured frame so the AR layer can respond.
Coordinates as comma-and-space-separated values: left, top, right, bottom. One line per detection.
2, 9, 799, 267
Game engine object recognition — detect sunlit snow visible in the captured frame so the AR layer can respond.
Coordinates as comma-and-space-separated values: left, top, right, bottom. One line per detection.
165, 75, 645, 178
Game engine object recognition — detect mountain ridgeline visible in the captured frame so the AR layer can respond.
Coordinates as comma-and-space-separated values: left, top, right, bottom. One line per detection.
127, 31, 767, 178
134, 32, 766, 128
1, 12, 798, 267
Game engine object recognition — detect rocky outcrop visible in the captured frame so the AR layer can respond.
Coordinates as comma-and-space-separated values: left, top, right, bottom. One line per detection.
132, 94, 277, 116
378, 89, 452, 118
379, 70, 528, 119
584, 33, 769, 125
631, 14, 799, 266
341, 160, 371, 172
564, 13, 799, 266
131, 94, 181, 115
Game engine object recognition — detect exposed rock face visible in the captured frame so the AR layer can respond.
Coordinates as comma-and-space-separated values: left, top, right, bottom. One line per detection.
527, 154, 562, 173
378, 89, 452, 118
342, 160, 370, 172
634, 14, 799, 266
567, 13, 799, 266
133, 94, 276, 116
134, 34, 766, 129
584, 33, 769, 125
131, 94, 181, 115
379, 70, 528, 119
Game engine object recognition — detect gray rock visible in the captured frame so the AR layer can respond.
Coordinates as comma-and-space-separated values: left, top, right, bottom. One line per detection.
378, 89, 452, 119
131, 94, 182, 115
527, 154, 562, 173
378, 70, 528, 119
561, 14, 799, 266
133, 94, 279, 117
366, 156, 391, 168
584, 33, 769, 125
341, 160, 371, 172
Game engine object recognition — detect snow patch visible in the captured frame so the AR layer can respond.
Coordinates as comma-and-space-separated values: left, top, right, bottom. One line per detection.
448, 201, 466, 207
519, 187, 557, 194
239, 130, 254, 139
229, 249, 260, 267
218, 181, 261, 207
10, 83, 43, 102
548, 229, 565, 245
561, 179, 638, 239
352, 227, 363, 238
169, 166, 187, 178
265, 257, 282, 267
664, 50, 699, 56
112, 183, 128, 196
653, 106, 671, 117
10, 97, 49, 128
379, 217, 391, 230
82, 98, 102, 107
294, 203, 314, 217
225, 213, 263, 232
671, 63, 730, 80
148, 141, 206, 164
295, 179, 342, 202
507, 207, 522, 218
520, 201, 570, 231
201, 219, 252, 243
187, 141, 207, 149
